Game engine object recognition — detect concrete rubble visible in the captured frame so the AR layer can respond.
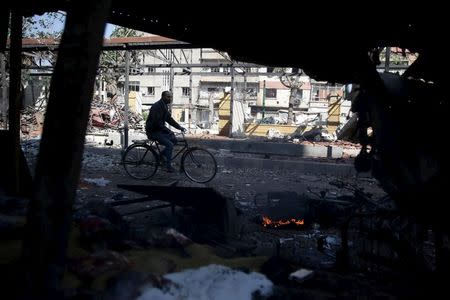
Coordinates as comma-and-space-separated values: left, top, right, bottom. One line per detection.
3, 132, 434, 299
17, 95, 144, 140
88, 95, 143, 131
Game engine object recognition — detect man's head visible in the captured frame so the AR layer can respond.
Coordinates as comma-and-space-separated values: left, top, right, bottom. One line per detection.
161, 91, 173, 104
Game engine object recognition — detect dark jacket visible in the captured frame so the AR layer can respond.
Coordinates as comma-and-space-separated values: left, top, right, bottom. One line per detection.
145, 99, 182, 133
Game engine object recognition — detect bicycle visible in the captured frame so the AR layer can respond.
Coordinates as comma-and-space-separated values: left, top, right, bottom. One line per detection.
122, 132, 217, 183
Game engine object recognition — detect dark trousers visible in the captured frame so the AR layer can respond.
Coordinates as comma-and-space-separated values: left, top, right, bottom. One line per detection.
147, 131, 177, 166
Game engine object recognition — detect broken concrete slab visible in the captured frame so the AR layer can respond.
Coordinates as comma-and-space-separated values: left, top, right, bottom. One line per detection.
189, 138, 344, 158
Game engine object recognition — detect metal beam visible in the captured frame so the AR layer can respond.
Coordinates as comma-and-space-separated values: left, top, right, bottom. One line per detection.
181, 49, 189, 64
28, 71, 308, 78
158, 49, 169, 61
14, 41, 194, 52
24, 64, 409, 72
23, 62, 263, 69
138, 63, 262, 68
145, 50, 171, 64
170, 49, 180, 64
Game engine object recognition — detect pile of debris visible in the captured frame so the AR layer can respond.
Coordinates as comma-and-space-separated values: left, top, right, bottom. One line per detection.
17, 95, 144, 138
88, 95, 143, 131
20, 105, 45, 138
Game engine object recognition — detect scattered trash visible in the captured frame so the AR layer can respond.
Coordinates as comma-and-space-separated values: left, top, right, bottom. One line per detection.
218, 149, 233, 157
326, 235, 340, 246
112, 193, 124, 201
298, 175, 321, 182
68, 250, 131, 279
317, 235, 327, 252
279, 237, 294, 244
266, 128, 284, 139
73, 201, 129, 251
312, 223, 321, 235
83, 177, 111, 187
166, 228, 192, 247
260, 256, 295, 284
288, 268, 314, 283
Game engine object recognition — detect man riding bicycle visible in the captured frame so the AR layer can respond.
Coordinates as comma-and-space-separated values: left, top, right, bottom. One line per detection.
145, 91, 186, 172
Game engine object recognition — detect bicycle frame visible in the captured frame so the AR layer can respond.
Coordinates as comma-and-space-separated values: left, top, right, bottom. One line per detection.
147, 132, 188, 161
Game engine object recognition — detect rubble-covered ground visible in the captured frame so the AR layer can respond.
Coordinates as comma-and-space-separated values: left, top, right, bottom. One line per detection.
7, 135, 439, 299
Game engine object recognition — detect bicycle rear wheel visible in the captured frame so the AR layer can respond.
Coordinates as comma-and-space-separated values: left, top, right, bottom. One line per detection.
182, 147, 217, 183
122, 144, 158, 180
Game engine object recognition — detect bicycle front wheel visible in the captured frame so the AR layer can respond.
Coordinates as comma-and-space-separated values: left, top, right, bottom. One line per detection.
122, 144, 158, 180
182, 147, 217, 183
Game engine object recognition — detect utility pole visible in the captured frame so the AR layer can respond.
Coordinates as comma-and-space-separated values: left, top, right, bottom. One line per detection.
1, 52, 7, 123
229, 65, 234, 137
385, 47, 391, 72
243, 70, 247, 103
287, 75, 300, 125
124, 49, 130, 149
188, 67, 192, 133
169, 65, 174, 112
262, 80, 266, 119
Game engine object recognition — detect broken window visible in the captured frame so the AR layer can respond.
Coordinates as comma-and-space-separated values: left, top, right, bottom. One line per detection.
266, 88, 277, 98
129, 81, 140, 92
246, 88, 257, 97
146, 87, 155, 96
182, 87, 191, 97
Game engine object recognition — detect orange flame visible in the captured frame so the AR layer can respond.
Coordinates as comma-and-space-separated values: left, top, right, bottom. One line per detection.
262, 216, 305, 228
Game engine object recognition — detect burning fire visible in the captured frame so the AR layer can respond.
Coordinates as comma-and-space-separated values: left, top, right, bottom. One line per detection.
262, 216, 305, 228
